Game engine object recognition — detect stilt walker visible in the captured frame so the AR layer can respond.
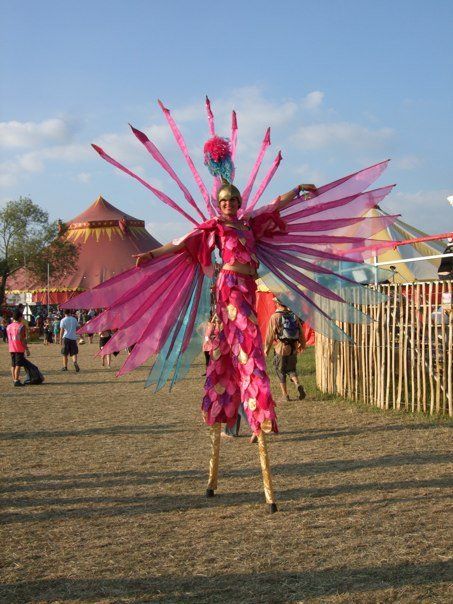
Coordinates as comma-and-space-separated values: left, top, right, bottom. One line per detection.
65, 97, 398, 512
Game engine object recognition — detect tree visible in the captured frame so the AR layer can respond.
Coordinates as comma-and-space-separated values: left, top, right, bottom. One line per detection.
0, 197, 79, 307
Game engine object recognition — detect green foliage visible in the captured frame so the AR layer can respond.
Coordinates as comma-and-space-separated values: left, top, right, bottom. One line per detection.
0, 197, 79, 305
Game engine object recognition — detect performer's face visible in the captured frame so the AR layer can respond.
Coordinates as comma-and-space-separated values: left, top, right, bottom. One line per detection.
218, 189, 241, 218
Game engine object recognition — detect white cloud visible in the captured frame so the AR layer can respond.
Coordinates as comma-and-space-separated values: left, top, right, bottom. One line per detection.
384, 189, 452, 234
292, 121, 394, 150
393, 155, 423, 170
0, 143, 91, 187
146, 220, 189, 242
293, 163, 327, 184
76, 172, 92, 183
0, 118, 73, 148
300, 91, 324, 110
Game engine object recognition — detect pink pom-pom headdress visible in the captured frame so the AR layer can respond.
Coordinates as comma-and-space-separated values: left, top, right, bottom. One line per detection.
203, 135, 234, 183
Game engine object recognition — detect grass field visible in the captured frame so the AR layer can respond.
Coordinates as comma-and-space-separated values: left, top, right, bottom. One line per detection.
1, 340, 452, 603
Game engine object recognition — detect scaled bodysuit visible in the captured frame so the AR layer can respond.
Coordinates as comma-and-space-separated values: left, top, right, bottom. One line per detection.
202, 217, 279, 434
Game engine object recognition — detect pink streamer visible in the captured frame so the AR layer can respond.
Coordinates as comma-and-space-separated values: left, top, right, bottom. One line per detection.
205, 96, 215, 136
230, 110, 238, 162
130, 125, 206, 222
245, 151, 282, 214
91, 144, 198, 226
158, 100, 215, 218
241, 128, 271, 208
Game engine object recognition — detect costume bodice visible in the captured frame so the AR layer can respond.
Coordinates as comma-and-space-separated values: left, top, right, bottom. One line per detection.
216, 221, 259, 269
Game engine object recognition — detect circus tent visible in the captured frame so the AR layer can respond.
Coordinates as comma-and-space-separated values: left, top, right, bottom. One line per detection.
6, 196, 161, 304
365, 207, 447, 282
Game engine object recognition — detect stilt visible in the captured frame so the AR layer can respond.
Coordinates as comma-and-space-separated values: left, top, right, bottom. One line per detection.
206, 422, 221, 497
257, 431, 278, 513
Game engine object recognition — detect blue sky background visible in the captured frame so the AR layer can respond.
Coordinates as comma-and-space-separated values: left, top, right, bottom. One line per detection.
1, 0, 452, 242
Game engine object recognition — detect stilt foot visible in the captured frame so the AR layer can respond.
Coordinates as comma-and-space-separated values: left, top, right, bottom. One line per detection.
205, 488, 215, 498
269, 503, 278, 514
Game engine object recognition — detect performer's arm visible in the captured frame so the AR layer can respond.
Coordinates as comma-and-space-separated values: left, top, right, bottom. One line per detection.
274, 184, 317, 211
133, 241, 186, 266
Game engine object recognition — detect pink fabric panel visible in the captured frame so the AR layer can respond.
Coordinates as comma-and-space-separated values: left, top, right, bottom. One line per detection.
259, 249, 346, 302
281, 160, 390, 216
284, 186, 394, 223
116, 263, 197, 375
287, 214, 398, 238
63, 253, 178, 311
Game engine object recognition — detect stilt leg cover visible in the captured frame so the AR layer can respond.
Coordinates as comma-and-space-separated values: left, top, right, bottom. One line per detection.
257, 431, 277, 510
207, 423, 221, 493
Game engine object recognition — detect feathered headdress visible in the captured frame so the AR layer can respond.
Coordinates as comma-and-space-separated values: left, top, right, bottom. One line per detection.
203, 136, 234, 183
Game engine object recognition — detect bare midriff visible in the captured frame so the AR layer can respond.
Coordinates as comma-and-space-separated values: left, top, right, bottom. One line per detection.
222, 262, 258, 277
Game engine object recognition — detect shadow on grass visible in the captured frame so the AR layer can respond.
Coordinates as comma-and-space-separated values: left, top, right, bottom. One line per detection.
0, 423, 179, 440
1, 475, 450, 524
2, 451, 450, 490
280, 422, 449, 443
30, 379, 147, 386
1, 561, 451, 603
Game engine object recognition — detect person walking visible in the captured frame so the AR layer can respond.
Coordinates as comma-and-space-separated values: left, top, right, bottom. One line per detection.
6, 308, 29, 387
59, 309, 80, 372
265, 298, 306, 402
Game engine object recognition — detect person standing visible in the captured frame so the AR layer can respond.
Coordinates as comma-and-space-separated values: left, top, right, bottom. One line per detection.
59, 309, 80, 372
265, 298, 306, 402
6, 309, 29, 387
99, 329, 112, 368
52, 316, 61, 344
1, 314, 9, 343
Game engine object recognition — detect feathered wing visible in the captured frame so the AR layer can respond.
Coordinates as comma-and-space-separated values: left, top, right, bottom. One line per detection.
250, 161, 398, 341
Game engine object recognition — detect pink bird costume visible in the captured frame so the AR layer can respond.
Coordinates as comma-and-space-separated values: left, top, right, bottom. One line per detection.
64, 97, 398, 512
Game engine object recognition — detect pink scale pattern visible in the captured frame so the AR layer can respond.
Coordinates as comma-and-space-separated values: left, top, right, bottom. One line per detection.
202, 222, 277, 435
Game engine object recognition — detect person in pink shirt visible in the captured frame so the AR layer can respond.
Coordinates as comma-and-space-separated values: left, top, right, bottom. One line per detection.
6, 309, 29, 387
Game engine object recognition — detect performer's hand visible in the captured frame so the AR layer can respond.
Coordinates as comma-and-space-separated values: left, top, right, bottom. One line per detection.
300, 183, 317, 193
133, 251, 153, 267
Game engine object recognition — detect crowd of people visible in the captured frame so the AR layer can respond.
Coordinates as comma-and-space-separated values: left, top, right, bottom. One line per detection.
2, 304, 146, 386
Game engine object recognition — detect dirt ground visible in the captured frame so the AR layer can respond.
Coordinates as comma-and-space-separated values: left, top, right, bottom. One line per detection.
1, 339, 452, 603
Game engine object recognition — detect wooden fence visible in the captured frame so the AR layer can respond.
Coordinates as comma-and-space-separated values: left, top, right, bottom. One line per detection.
315, 281, 453, 416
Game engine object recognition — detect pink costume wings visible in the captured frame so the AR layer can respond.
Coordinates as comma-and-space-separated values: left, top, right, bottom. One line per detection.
63, 99, 397, 389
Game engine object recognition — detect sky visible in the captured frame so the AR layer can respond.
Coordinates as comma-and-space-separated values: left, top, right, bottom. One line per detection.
1, 0, 452, 243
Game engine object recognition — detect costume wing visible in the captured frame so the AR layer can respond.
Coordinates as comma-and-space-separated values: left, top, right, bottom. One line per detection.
63, 245, 212, 389
249, 162, 398, 341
